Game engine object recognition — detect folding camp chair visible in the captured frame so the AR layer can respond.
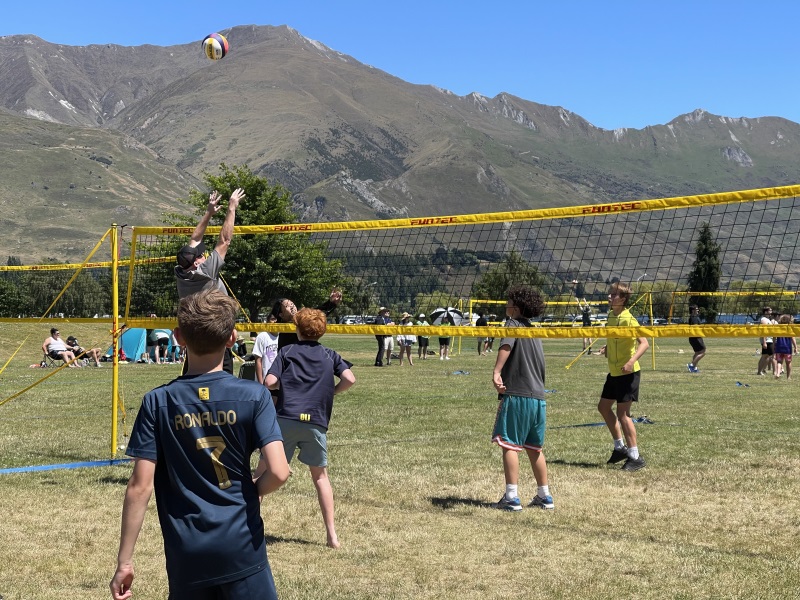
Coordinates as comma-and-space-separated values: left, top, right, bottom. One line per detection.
42, 353, 62, 368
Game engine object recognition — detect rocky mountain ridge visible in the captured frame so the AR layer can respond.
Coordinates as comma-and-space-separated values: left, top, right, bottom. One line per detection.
0, 25, 798, 263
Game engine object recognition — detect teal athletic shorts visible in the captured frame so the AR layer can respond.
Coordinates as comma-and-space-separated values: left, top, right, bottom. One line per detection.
491, 394, 547, 452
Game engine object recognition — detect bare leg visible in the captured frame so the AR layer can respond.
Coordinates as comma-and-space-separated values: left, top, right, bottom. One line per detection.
616, 401, 638, 449
524, 448, 548, 487
310, 466, 339, 549
502, 448, 519, 486
598, 398, 622, 441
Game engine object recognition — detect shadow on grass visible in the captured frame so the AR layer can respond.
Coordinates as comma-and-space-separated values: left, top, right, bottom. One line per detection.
265, 534, 315, 546
430, 496, 496, 510
97, 475, 131, 486
546, 458, 603, 469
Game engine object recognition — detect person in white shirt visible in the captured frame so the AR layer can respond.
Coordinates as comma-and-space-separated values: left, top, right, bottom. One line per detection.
42, 328, 80, 367
252, 314, 279, 384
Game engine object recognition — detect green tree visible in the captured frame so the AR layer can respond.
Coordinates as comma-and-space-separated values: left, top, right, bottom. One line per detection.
471, 251, 547, 300
687, 222, 721, 323
0, 278, 24, 317
173, 164, 344, 320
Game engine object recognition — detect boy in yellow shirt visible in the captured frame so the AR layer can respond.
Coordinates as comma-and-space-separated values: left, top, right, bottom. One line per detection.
599, 282, 649, 471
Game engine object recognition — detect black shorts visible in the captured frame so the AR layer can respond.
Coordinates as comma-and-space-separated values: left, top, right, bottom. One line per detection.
601, 371, 641, 404
48, 350, 64, 360
689, 337, 706, 352
762, 342, 774, 356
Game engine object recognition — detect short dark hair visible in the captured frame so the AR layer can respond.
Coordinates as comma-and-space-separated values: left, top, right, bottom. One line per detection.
507, 284, 545, 319
177, 290, 238, 355
50, 328, 58, 336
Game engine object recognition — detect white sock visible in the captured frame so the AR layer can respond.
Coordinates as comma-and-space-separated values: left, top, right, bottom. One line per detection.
614, 438, 625, 450
505, 484, 518, 500
537, 485, 550, 499
628, 446, 640, 460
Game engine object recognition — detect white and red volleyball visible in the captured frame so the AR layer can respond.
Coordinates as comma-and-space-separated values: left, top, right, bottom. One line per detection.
201, 33, 229, 60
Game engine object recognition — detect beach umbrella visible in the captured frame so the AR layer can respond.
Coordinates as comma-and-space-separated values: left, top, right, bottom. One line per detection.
429, 307, 465, 325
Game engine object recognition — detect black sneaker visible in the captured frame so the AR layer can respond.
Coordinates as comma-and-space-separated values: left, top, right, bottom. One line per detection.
607, 447, 629, 464
621, 456, 646, 471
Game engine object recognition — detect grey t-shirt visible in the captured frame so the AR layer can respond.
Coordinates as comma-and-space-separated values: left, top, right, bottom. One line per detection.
175, 249, 227, 298
499, 317, 546, 399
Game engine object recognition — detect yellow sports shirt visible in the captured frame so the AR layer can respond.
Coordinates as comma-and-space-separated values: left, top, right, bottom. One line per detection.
606, 309, 641, 376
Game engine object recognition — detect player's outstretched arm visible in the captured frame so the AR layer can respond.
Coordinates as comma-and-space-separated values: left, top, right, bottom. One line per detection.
189, 191, 223, 244
216, 188, 245, 260
111, 458, 155, 600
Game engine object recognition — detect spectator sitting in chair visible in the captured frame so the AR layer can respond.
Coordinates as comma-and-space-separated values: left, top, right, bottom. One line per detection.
42, 328, 80, 367
66, 335, 103, 367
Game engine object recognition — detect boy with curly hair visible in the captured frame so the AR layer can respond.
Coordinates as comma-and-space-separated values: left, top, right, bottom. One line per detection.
491, 284, 554, 511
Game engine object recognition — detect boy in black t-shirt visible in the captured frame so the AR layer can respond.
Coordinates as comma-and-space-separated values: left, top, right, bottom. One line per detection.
265, 308, 356, 548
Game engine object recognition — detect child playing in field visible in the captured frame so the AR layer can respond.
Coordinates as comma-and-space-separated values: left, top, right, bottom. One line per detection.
491, 284, 554, 511
773, 314, 796, 380
111, 290, 290, 600
265, 308, 355, 548
598, 282, 649, 472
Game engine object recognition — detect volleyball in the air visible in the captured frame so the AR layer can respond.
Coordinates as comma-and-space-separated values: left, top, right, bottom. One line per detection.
201, 33, 229, 60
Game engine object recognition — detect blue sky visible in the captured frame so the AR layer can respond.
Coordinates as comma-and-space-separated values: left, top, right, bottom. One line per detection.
3, 1, 797, 130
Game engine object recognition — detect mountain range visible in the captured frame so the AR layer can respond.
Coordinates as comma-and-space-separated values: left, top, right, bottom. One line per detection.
1, 24, 798, 264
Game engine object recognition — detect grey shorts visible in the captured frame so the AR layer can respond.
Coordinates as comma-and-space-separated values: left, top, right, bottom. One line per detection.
277, 417, 328, 467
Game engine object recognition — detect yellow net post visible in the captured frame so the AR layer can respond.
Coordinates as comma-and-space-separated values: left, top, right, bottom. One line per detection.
111, 224, 120, 458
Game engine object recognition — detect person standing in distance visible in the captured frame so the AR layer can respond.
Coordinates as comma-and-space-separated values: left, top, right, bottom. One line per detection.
476, 311, 489, 355
687, 304, 706, 373
491, 284, 554, 511
175, 188, 245, 374
110, 290, 290, 600
599, 282, 649, 472
757, 306, 776, 376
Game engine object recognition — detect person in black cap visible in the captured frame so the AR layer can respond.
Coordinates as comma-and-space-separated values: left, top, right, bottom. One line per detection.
175, 188, 245, 298
175, 187, 245, 374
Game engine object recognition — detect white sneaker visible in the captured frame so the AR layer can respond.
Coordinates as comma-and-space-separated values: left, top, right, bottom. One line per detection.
440, 357, 444, 360
445, 356, 451, 360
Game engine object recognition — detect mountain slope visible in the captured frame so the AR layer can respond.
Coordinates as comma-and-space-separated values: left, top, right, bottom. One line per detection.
0, 25, 798, 264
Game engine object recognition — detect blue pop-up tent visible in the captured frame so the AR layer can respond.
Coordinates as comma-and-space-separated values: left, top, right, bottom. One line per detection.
105, 328, 173, 361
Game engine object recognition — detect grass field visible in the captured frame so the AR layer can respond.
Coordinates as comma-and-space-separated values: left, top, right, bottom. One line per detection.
0, 324, 798, 599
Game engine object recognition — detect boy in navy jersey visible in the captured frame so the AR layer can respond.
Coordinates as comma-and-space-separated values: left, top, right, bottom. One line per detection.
111, 290, 290, 600
265, 308, 355, 548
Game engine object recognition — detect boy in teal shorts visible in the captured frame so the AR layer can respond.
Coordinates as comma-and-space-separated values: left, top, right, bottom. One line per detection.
491, 284, 554, 511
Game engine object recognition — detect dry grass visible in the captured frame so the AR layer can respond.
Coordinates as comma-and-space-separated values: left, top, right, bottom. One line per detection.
0, 325, 798, 599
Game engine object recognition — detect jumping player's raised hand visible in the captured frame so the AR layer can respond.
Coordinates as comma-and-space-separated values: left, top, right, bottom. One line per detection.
206, 190, 223, 214
228, 187, 245, 210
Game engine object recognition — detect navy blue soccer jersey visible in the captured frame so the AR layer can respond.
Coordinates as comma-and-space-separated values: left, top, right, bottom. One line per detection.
126, 371, 282, 590
268, 340, 348, 430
